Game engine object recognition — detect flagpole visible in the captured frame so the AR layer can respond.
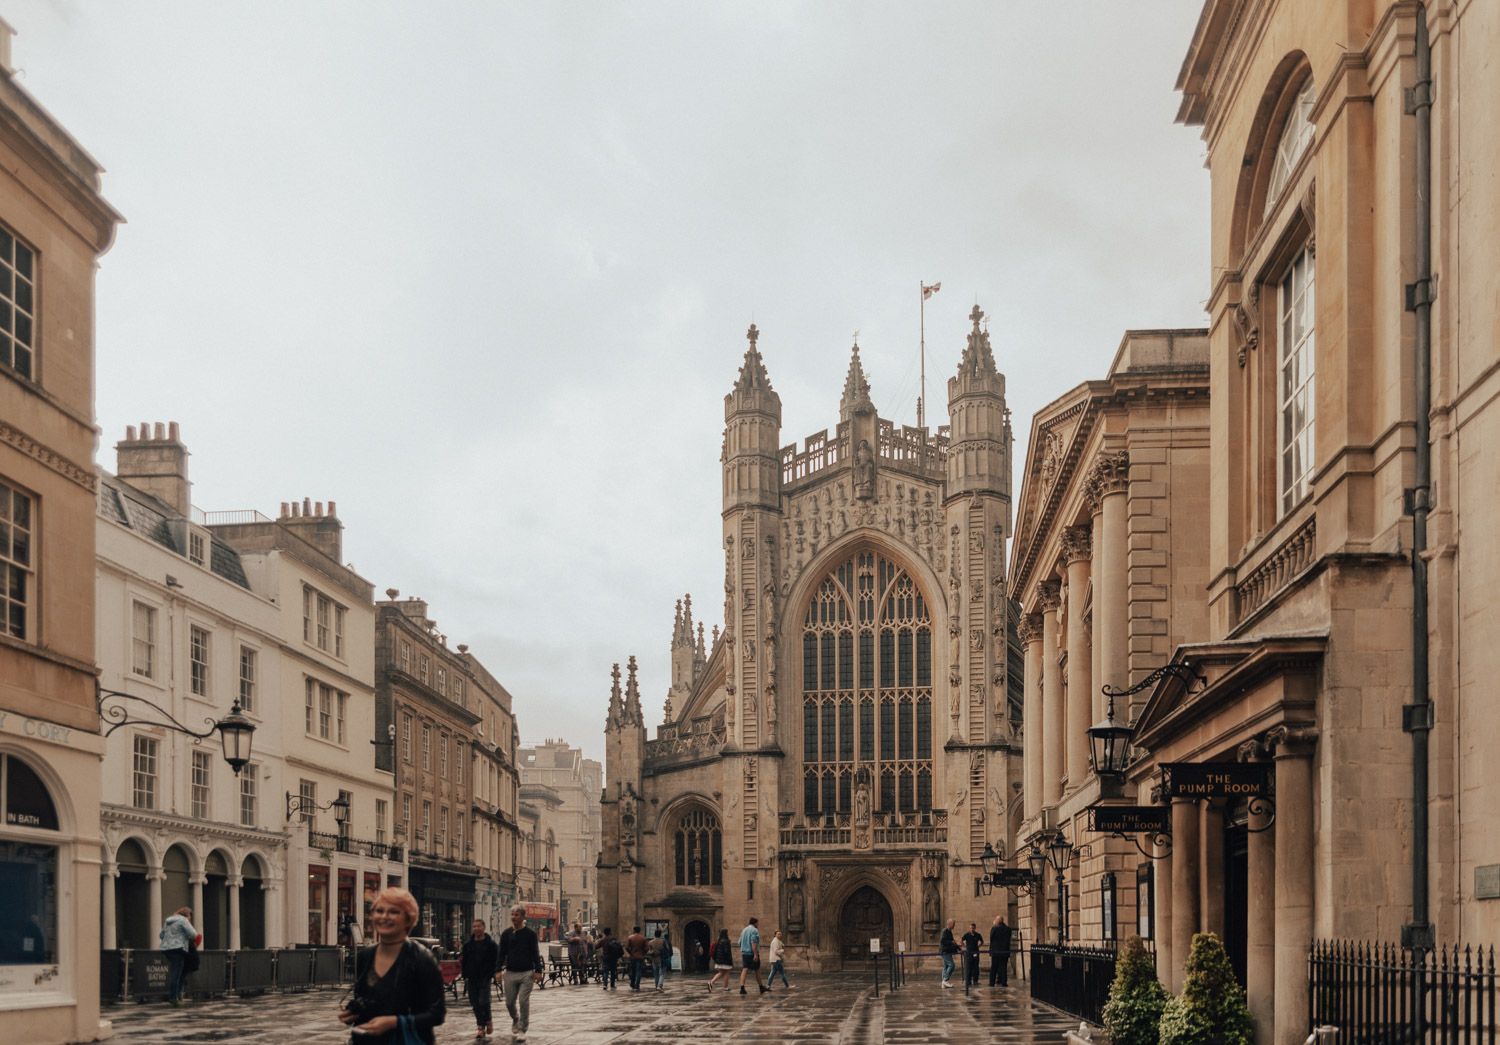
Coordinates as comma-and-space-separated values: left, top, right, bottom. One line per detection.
918, 281, 926, 430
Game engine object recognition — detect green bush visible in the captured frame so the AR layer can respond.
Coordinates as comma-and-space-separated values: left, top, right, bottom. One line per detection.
1103, 935, 1169, 1045
1157, 933, 1253, 1045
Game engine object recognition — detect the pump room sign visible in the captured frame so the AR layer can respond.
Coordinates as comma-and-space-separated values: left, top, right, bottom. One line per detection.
1160, 762, 1272, 799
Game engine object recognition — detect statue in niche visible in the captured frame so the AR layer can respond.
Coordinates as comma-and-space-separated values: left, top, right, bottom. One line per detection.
786, 878, 806, 930
922, 880, 940, 930
854, 781, 871, 826
853, 443, 875, 500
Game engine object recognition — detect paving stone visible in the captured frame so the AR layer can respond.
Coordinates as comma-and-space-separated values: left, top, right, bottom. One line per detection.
101, 971, 1081, 1044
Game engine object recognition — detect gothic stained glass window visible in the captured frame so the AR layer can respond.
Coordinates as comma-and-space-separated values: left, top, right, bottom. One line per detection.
801, 550, 933, 817
673, 809, 722, 887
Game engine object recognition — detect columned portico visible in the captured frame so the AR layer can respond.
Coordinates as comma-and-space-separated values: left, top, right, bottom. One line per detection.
1272, 729, 1315, 1045
1062, 527, 1092, 791
1169, 797, 1199, 993
190, 872, 205, 924
228, 875, 243, 950
1244, 753, 1276, 1045
147, 868, 165, 940
1020, 613, 1043, 821
102, 862, 119, 950
1090, 452, 1129, 708
1039, 580, 1064, 808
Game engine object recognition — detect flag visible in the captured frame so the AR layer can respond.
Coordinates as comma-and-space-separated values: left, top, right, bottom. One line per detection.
923, 282, 941, 299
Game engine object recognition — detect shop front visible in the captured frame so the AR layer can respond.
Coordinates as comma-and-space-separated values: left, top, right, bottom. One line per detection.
409, 863, 479, 952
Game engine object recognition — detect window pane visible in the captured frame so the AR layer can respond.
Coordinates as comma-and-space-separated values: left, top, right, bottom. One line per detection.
821, 772, 836, 814
804, 700, 818, 759
899, 699, 913, 760
859, 630, 874, 689
916, 696, 932, 759
838, 771, 851, 812
880, 630, 894, 688
821, 633, 835, 690
916, 628, 931, 686
859, 698, 874, 762
0, 839, 55, 964
5, 755, 58, 830
821, 701, 835, 762
838, 630, 853, 690
880, 769, 895, 812
899, 769, 913, 811
804, 772, 819, 814
838, 699, 853, 762
898, 629, 913, 687
917, 767, 932, 811
803, 633, 817, 687
880, 698, 895, 760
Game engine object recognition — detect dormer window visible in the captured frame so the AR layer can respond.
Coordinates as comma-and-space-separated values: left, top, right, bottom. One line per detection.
1264, 76, 1315, 220
188, 530, 206, 566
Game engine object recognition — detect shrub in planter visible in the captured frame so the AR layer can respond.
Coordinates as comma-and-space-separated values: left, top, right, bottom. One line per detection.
1103, 935, 1169, 1045
1157, 932, 1254, 1045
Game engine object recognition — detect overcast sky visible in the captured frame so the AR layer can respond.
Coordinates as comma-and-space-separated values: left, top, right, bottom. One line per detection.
9, 1, 1210, 764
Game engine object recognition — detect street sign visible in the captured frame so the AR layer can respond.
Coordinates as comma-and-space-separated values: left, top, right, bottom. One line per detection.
1088, 804, 1171, 834
1161, 761, 1272, 799
870, 937, 881, 953
990, 868, 1036, 888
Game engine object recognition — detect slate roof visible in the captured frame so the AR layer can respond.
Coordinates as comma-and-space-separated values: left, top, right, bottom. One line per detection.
97, 472, 251, 590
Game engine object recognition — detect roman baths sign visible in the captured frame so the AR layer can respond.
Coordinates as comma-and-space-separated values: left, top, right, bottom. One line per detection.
1160, 761, 1272, 799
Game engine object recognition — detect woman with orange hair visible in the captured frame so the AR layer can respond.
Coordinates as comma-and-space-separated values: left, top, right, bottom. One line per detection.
338, 887, 446, 1043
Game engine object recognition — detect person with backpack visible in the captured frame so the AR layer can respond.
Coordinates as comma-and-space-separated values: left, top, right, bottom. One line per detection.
707, 929, 734, 992
598, 928, 622, 991
660, 931, 673, 978
646, 930, 668, 992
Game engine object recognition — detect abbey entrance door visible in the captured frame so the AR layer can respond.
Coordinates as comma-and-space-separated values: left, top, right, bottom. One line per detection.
838, 886, 893, 962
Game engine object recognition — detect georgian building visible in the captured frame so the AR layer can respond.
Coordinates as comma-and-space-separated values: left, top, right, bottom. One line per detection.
1007, 331, 1210, 951
600, 313, 1022, 970
464, 655, 521, 934
517, 739, 602, 928
0, 21, 122, 1043
97, 427, 289, 952
374, 594, 481, 950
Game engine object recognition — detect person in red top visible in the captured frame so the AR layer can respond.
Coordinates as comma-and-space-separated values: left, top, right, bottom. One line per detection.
623, 927, 648, 991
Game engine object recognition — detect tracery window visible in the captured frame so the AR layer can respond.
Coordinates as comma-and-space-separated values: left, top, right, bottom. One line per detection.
1264, 76, 1315, 220
673, 808, 722, 887
802, 552, 933, 817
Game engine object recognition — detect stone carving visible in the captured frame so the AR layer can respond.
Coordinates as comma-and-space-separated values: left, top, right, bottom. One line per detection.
743, 638, 756, 661
1037, 579, 1062, 613
920, 852, 945, 880
970, 628, 984, 651
1086, 451, 1130, 499
0, 422, 97, 493
1040, 428, 1065, 491
854, 440, 875, 500
1017, 612, 1043, 646
1061, 525, 1092, 564
786, 876, 805, 931
922, 879, 941, 932
620, 784, 638, 847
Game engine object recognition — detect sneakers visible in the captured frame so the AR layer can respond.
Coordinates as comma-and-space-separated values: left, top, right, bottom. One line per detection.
740, 986, 747, 995
759, 985, 769, 993
941, 980, 954, 988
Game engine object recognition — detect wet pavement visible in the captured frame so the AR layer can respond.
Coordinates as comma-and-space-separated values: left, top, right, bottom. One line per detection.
101, 969, 1079, 1044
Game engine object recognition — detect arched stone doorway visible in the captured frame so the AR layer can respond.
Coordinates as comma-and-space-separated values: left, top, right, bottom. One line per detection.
114, 839, 152, 949
240, 855, 266, 949
162, 843, 192, 919
202, 850, 230, 949
683, 919, 711, 972
837, 885, 893, 963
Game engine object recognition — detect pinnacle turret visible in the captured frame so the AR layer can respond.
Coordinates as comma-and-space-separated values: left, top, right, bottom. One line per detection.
840, 339, 875, 420
624, 655, 643, 724
958, 304, 998, 378
732, 323, 774, 394
606, 662, 623, 728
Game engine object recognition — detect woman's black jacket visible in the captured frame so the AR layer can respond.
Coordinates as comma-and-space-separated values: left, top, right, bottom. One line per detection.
349, 939, 446, 1044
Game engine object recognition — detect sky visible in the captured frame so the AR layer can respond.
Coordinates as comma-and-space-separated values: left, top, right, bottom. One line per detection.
7, 1, 1211, 764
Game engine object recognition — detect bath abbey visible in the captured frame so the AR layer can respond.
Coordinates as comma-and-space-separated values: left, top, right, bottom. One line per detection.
599, 309, 1023, 969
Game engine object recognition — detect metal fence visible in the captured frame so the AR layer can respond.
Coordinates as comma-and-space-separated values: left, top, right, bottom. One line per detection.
101, 948, 347, 1003
1310, 940, 1497, 1045
1030, 943, 1120, 1026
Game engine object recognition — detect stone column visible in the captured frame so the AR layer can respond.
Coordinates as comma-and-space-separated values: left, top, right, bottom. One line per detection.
1089, 496, 1105, 722
147, 868, 165, 946
1169, 798, 1200, 994
228, 876, 243, 950
190, 873, 205, 928
101, 862, 118, 950
1272, 729, 1316, 1045
1038, 580, 1064, 809
1244, 747, 1277, 1045
265, 881, 285, 949
1091, 453, 1130, 707
1062, 527, 1093, 790
1201, 808, 1225, 938
1156, 835, 1173, 982
1019, 613, 1044, 821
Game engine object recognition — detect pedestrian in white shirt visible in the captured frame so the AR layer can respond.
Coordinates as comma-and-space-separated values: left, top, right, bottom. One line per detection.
763, 929, 791, 990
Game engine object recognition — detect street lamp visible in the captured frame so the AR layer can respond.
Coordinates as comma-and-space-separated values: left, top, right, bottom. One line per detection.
98, 684, 257, 775
286, 791, 352, 825
1087, 689, 1134, 780
1046, 829, 1074, 943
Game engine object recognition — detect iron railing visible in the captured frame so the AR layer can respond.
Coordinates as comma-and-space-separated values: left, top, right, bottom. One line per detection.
308, 830, 403, 862
1310, 940, 1497, 1045
1030, 942, 1121, 1026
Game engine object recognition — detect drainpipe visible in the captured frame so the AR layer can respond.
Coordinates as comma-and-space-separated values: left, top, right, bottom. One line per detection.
1401, 3, 1434, 963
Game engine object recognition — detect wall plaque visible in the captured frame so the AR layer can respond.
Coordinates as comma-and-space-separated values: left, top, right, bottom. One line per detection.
1477, 865, 1500, 901
1160, 762, 1272, 799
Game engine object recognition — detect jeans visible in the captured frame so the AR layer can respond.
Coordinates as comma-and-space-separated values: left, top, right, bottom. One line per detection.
990, 952, 1009, 986
166, 948, 187, 1003
468, 975, 493, 1026
501, 970, 535, 1032
765, 960, 789, 987
941, 952, 955, 982
652, 960, 665, 989
628, 958, 644, 989
601, 959, 618, 989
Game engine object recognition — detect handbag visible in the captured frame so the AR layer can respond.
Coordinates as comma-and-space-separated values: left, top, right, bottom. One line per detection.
183, 939, 201, 974
394, 1014, 422, 1045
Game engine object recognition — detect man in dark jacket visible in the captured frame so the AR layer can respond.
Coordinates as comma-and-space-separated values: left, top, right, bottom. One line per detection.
961, 922, 984, 986
460, 919, 499, 1037
624, 926, 649, 990
598, 928, 622, 990
497, 906, 545, 1038
989, 915, 1013, 986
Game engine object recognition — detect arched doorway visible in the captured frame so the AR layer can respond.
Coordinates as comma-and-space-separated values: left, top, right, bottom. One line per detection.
683, 919, 711, 973
162, 844, 192, 920
240, 855, 266, 949
114, 839, 152, 949
838, 885, 893, 963
202, 850, 229, 949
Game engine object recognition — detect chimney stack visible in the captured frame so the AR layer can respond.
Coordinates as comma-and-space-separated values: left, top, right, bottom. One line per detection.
115, 422, 192, 517
277, 497, 344, 563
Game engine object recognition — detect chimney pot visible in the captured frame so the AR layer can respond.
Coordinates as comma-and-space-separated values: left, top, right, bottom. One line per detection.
154, 422, 165, 440
327, 500, 337, 517
315, 501, 323, 517
303, 497, 312, 516
280, 501, 290, 517
169, 421, 180, 441
126, 425, 137, 440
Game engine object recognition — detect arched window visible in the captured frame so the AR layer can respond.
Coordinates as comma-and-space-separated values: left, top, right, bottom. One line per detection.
0, 753, 60, 966
1264, 75, 1315, 220
802, 552, 933, 816
673, 809, 721, 887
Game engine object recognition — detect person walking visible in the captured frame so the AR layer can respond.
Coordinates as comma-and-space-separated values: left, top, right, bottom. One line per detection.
988, 915, 1012, 987
460, 919, 499, 1038
660, 931, 673, 979
961, 922, 983, 987
707, 929, 734, 992
566, 924, 586, 984
939, 918, 959, 988
624, 926, 648, 990
497, 905, 545, 1040
737, 917, 767, 994
646, 930, 668, 991
598, 928, 621, 991
338, 887, 447, 1044
763, 929, 791, 990
159, 906, 197, 1006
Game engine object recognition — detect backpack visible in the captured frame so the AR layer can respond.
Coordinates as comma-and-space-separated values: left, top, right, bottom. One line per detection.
661, 937, 673, 959
605, 938, 624, 962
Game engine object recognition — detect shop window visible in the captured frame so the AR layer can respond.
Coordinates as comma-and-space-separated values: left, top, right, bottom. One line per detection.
0, 753, 60, 967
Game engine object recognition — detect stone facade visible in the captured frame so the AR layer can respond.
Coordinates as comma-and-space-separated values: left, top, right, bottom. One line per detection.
600, 312, 1022, 970
518, 739, 602, 929
0, 23, 121, 1041
464, 653, 521, 936
1008, 330, 1211, 955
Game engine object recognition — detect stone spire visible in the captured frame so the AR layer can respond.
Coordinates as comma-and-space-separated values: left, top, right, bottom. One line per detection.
731, 323, 774, 395
957, 304, 998, 378
606, 662, 623, 728
839, 339, 875, 421
680, 594, 696, 648
624, 655, 643, 725
663, 689, 674, 724
723, 323, 782, 511
695, 621, 707, 674
673, 599, 684, 647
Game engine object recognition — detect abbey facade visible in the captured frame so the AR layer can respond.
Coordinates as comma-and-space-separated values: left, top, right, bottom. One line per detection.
600, 309, 1022, 970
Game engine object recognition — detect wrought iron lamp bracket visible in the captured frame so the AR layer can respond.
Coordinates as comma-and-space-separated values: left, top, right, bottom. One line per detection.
1100, 662, 1208, 702
97, 685, 221, 742
1111, 830, 1173, 860
1244, 795, 1277, 833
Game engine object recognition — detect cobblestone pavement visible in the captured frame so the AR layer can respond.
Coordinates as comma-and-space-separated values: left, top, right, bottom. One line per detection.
101, 970, 1078, 1044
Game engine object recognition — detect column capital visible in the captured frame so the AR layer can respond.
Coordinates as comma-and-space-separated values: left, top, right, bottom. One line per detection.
1060, 525, 1093, 566
1085, 450, 1131, 502
146, 868, 166, 881
227, 875, 244, 888
1017, 613, 1044, 646
1266, 724, 1317, 759
1037, 579, 1062, 613
189, 872, 208, 885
